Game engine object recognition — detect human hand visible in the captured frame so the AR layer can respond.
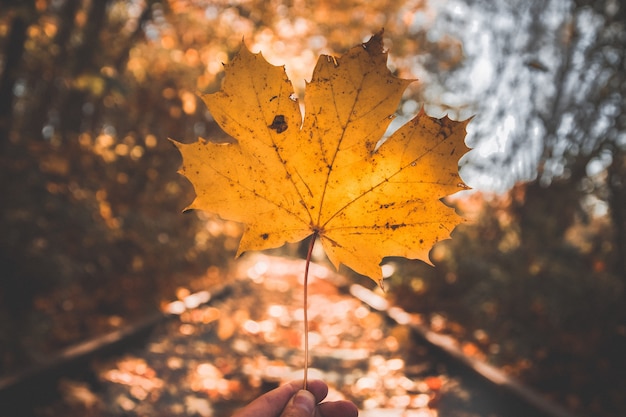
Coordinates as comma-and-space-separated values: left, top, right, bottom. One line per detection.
232, 380, 358, 417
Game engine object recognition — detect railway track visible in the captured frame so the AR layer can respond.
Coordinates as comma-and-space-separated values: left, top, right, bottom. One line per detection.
0, 254, 578, 417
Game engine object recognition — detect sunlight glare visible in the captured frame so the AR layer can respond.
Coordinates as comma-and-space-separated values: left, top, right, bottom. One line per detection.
247, 261, 269, 282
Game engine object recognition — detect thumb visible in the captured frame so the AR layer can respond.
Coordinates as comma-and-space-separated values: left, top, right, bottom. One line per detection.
280, 390, 316, 417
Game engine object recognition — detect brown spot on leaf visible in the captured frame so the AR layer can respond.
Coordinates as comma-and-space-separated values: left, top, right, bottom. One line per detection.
269, 115, 288, 133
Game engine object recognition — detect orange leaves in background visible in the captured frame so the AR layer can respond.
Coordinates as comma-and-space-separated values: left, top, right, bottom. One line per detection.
172, 31, 470, 283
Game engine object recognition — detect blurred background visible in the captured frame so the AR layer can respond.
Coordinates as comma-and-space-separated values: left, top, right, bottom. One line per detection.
0, 0, 624, 416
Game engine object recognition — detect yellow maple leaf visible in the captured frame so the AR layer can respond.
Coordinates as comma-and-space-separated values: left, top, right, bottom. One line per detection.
172, 32, 470, 282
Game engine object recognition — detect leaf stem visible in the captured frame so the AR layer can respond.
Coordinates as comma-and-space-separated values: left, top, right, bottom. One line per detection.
303, 233, 317, 391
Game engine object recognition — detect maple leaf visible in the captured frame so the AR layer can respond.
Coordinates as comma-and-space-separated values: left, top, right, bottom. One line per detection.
172, 31, 470, 283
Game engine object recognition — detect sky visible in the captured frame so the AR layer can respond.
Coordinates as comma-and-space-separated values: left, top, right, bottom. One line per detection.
408, 0, 619, 195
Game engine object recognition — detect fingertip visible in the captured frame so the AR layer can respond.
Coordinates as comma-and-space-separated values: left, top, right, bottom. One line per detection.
345, 401, 359, 417
318, 400, 359, 417
293, 390, 316, 414
304, 379, 329, 401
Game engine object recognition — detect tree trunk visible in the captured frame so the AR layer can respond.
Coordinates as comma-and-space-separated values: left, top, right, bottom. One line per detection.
60, 0, 111, 134
0, 13, 29, 148
607, 147, 626, 277
25, 0, 81, 140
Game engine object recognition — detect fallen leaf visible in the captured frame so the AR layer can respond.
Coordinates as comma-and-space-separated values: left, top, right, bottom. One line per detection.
172, 31, 470, 282
424, 376, 444, 391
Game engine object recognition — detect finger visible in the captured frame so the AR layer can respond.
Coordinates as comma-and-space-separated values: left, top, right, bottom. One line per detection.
317, 400, 359, 417
273, 379, 330, 403
231, 380, 329, 417
303, 379, 329, 402
232, 382, 299, 417
280, 390, 316, 417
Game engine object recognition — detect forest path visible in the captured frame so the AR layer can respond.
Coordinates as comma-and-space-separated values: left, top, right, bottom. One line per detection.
2, 254, 572, 417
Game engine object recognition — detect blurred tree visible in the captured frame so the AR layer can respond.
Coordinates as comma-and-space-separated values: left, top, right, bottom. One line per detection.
419, 0, 625, 274
386, 1, 625, 414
